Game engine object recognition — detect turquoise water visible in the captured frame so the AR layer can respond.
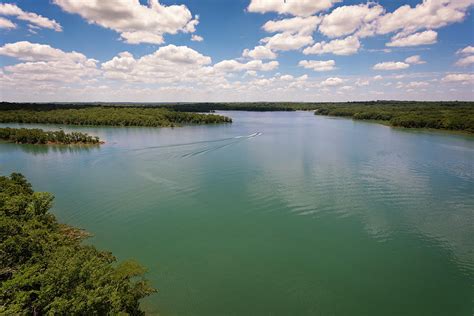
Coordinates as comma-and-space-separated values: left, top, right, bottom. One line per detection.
1, 111, 473, 316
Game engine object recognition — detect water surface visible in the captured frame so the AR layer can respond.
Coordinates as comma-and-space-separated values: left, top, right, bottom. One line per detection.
1, 111, 473, 316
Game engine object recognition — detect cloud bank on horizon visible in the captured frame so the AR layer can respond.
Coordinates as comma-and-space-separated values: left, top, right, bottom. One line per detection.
0, 0, 473, 102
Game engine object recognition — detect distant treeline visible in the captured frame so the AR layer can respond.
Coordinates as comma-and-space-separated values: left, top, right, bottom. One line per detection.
0, 127, 101, 145
2, 100, 472, 112
1, 101, 472, 132
0, 173, 155, 314
161, 103, 300, 112
0, 102, 299, 112
312, 102, 474, 133
158, 101, 473, 133
0, 106, 232, 127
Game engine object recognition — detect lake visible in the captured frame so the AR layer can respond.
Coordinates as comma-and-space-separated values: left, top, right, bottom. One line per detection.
1, 111, 473, 316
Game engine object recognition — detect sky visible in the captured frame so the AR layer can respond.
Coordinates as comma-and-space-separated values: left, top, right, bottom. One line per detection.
0, 0, 473, 102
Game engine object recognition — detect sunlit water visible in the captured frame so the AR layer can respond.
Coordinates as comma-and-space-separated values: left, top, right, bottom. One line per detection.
1, 111, 473, 316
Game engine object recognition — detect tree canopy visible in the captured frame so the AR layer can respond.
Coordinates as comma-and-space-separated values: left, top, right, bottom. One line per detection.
1, 101, 472, 132
0, 106, 232, 127
313, 102, 474, 133
0, 127, 101, 145
0, 173, 155, 314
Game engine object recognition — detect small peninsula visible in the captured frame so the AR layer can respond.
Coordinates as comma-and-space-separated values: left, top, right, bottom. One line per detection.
0, 104, 232, 127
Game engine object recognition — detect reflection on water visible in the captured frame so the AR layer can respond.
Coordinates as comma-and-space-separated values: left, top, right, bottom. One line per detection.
15, 143, 101, 155
0, 113, 473, 316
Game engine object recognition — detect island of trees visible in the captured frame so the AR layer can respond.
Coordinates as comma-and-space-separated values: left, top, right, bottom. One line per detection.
0, 105, 232, 127
0, 173, 155, 314
0, 127, 101, 145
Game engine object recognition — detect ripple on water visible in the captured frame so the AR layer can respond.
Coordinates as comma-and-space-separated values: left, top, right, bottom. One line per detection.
2, 115, 473, 315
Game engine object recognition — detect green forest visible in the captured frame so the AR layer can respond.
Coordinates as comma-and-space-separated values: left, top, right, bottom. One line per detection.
158, 101, 473, 133
312, 102, 474, 133
0, 105, 232, 127
1, 101, 472, 132
0, 127, 101, 145
0, 173, 155, 314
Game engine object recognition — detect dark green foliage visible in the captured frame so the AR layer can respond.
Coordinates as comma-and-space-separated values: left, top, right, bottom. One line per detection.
0, 127, 101, 145
164, 101, 474, 132
0, 173, 155, 314
161, 103, 298, 112
0, 102, 298, 112
313, 101, 474, 133
0, 105, 232, 127
1, 101, 472, 132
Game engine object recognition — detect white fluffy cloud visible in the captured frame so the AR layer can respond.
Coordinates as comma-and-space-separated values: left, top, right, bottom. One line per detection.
0, 41, 91, 62
455, 45, 474, 67
102, 45, 216, 83
0, 17, 15, 29
319, 3, 384, 38
387, 30, 437, 47
376, 0, 473, 35
0, 41, 98, 84
257, 15, 321, 55
313, 0, 473, 48
355, 79, 369, 87
455, 55, 474, 67
405, 55, 426, 65
214, 59, 279, 73
0, 41, 283, 93
261, 32, 313, 51
299, 60, 336, 72
262, 16, 320, 35
373, 61, 410, 71
191, 35, 204, 42
279, 74, 294, 81
303, 36, 360, 56
406, 81, 429, 88
242, 46, 277, 60
2, 60, 98, 84
339, 85, 354, 91
457, 45, 474, 55
320, 77, 344, 87
250, 0, 473, 61
0, 3, 62, 31
53, 0, 198, 44
248, 0, 342, 17
441, 73, 474, 83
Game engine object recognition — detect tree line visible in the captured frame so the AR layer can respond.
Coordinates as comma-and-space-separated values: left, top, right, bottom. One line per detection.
1, 101, 472, 132
0, 173, 156, 314
0, 102, 299, 112
0, 106, 232, 127
0, 127, 101, 145
313, 102, 474, 133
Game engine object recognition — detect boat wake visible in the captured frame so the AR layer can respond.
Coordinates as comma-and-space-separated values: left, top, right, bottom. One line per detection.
90, 132, 262, 165
181, 132, 262, 158
132, 132, 262, 153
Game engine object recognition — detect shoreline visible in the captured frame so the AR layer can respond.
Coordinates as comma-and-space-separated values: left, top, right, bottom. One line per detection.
313, 113, 474, 136
0, 139, 105, 146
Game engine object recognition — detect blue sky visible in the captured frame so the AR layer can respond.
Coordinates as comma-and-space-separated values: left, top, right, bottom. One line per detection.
0, 0, 473, 102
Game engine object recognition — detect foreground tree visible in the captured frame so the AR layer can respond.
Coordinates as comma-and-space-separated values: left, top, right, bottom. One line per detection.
0, 173, 155, 314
